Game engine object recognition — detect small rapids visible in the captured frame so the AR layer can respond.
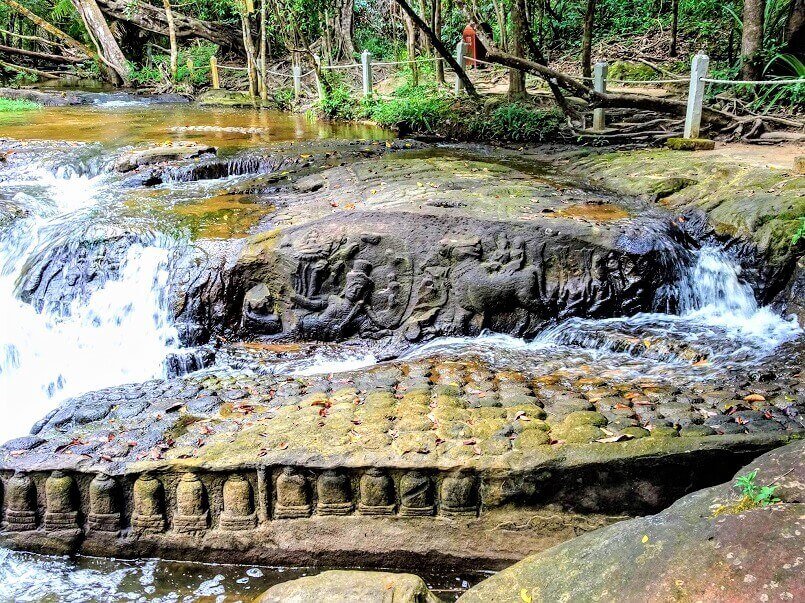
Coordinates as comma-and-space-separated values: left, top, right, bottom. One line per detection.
0, 160, 181, 442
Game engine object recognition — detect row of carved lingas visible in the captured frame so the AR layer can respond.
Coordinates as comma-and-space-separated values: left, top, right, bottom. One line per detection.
1, 468, 478, 535
276, 467, 477, 518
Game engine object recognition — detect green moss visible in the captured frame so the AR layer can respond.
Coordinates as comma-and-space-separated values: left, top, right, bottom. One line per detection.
608, 60, 659, 82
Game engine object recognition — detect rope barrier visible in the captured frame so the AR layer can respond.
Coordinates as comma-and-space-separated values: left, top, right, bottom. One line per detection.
320, 62, 361, 70
218, 65, 248, 72
265, 69, 292, 78
702, 78, 805, 85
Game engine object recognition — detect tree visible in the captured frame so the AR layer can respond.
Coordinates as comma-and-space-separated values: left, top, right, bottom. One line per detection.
741, 0, 765, 80
70, 0, 130, 84
508, 0, 528, 99
162, 0, 178, 81
581, 0, 596, 79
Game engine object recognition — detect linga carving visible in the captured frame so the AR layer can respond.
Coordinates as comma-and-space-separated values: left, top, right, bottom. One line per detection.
241, 283, 282, 335
173, 473, 209, 533
439, 471, 478, 517
3, 471, 37, 531
132, 474, 166, 533
88, 473, 120, 533
399, 471, 435, 517
316, 470, 353, 515
358, 468, 395, 515
220, 474, 257, 531
45, 470, 79, 531
274, 467, 311, 518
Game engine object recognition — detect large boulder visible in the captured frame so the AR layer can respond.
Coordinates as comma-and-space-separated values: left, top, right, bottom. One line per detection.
254, 570, 442, 603
458, 440, 805, 602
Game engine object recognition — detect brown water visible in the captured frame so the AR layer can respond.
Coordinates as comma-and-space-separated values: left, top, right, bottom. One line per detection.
0, 104, 388, 150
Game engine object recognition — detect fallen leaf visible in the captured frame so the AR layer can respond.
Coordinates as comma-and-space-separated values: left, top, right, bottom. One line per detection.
520, 588, 532, 603
744, 393, 766, 402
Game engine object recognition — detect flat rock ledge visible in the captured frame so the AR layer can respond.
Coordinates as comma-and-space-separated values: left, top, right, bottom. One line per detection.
0, 355, 802, 569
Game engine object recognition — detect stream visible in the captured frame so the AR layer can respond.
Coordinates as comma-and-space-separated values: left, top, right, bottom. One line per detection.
0, 99, 801, 601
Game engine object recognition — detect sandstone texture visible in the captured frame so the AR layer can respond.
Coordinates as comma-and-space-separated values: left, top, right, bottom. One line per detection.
458, 439, 805, 603
254, 570, 442, 603
113, 142, 217, 172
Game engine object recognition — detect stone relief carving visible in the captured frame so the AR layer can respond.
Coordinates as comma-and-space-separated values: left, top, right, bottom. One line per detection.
88, 473, 120, 533
4, 472, 37, 531
132, 474, 166, 533
44, 471, 79, 531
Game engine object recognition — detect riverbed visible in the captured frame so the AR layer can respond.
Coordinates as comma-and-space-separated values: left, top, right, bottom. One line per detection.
1, 98, 802, 601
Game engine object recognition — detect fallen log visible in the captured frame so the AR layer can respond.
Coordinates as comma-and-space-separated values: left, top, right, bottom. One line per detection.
0, 43, 86, 64
95, 0, 242, 51
0, 59, 60, 79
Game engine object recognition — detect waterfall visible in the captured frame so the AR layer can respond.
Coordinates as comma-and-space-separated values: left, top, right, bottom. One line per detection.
0, 165, 180, 442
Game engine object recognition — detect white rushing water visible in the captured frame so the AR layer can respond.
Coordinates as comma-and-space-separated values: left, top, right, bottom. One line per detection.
0, 164, 180, 442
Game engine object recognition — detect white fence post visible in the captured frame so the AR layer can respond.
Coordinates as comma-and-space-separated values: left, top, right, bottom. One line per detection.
454, 41, 466, 95
592, 61, 608, 131
362, 50, 373, 97
292, 65, 302, 99
684, 52, 709, 139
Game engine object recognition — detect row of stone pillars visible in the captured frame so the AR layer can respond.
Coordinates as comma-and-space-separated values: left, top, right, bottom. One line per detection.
1, 468, 482, 536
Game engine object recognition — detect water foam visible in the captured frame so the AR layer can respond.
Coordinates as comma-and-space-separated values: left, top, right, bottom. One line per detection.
0, 164, 180, 441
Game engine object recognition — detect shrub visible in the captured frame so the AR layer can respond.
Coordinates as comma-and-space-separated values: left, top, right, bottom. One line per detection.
366, 93, 455, 132
470, 103, 564, 142
0, 97, 40, 112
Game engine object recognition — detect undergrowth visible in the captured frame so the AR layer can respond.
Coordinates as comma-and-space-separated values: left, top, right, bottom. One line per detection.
0, 97, 40, 112
316, 79, 563, 142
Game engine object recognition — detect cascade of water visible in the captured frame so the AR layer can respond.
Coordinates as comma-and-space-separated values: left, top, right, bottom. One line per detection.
0, 164, 180, 441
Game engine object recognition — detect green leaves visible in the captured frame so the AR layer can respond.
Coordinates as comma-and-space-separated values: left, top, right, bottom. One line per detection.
734, 470, 781, 508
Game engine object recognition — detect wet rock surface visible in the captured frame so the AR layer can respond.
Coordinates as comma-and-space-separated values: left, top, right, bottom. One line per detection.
254, 570, 443, 603
458, 439, 805, 603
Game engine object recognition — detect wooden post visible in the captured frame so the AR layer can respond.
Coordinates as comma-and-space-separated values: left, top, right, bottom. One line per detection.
361, 49, 373, 97
186, 58, 194, 77
210, 55, 220, 89
454, 41, 466, 95
293, 64, 302, 99
592, 61, 607, 131
684, 52, 709, 139
314, 54, 325, 101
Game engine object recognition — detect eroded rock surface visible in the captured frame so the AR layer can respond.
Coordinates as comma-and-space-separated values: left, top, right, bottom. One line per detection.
458, 439, 805, 603
254, 570, 442, 603
0, 347, 801, 567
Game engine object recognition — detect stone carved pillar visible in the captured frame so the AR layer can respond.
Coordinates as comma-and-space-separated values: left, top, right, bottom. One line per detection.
274, 467, 311, 518
439, 472, 478, 516
132, 474, 165, 533
3, 472, 37, 531
44, 471, 79, 531
358, 468, 395, 515
88, 473, 120, 533
316, 470, 353, 516
173, 473, 209, 533
220, 474, 256, 531
399, 471, 434, 516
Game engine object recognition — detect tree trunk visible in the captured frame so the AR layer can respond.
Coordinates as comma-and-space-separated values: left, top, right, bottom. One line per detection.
393, 0, 479, 98
240, 12, 258, 97
670, 0, 679, 56
403, 12, 419, 86
491, 0, 507, 50
433, 0, 445, 84
94, 0, 242, 51
508, 0, 528, 99
4, 0, 94, 59
259, 0, 267, 100
332, 0, 355, 59
740, 0, 765, 80
0, 43, 85, 63
162, 0, 178, 81
581, 0, 596, 79
70, 0, 130, 84
784, 0, 804, 53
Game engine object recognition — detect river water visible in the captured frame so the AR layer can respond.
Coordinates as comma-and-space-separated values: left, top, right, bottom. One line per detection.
0, 100, 801, 601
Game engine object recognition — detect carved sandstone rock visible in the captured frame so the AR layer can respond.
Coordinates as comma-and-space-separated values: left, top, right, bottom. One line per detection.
44, 471, 78, 531
174, 473, 209, 533
132, 474, 165, 533
3, 472, 36, 531
275, 467, 311, 519
88, 473, 120, 533
358, 468, 395, 515
220, 474, 257, 531
316, 470, 353, 516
